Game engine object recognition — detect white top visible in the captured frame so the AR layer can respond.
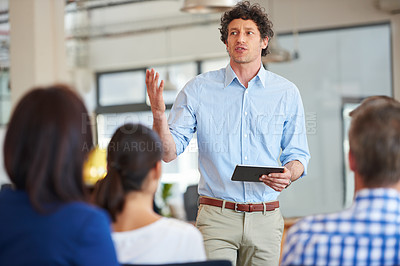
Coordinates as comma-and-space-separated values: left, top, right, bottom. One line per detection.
112, 217, 206, 264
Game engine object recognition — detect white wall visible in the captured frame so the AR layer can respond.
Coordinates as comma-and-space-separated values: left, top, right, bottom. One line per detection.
89, 23, 225, 71
9, 0, 68, 106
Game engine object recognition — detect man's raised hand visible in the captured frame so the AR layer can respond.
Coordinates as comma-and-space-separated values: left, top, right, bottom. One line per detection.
146, 68, 166, 114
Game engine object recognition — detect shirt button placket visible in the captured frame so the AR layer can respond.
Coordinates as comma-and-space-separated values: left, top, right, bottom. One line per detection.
245, 90, 250, 163
242, 89, 248, 165
243, 88, 251, 202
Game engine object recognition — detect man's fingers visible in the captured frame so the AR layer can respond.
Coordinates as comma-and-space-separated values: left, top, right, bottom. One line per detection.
268, 172, 288, 178
146, 69, 155, 90
146, 69, 165, 96
159, 80, 164, 91
260, 174, 286, 181
259, 173, 290, 190
259, 167, 291, 192
268, 168, 291, 181
154, 72, 160, 89
260, 179, 285, 192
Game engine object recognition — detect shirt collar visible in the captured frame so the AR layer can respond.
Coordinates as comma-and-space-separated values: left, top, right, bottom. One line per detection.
224, 63, 267, 89
224, 64, 236, 88
257, 64, 267, 88
355, 188, 400, 202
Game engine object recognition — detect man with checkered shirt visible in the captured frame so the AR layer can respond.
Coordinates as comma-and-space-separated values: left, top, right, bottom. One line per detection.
281, 96, 400, 266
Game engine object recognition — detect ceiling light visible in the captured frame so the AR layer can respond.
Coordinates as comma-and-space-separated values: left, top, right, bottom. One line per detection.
262, 0, 300, 64
262, 38, 293, 64
163, 71, 177, 91
181, 0, 238, 14
163, 29, 177, 91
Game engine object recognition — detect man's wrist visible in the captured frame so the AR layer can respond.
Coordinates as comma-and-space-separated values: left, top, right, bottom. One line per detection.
152, 109, 166, 119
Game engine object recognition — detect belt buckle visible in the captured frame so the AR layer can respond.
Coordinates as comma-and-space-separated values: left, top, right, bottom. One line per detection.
234, 203, 244, 212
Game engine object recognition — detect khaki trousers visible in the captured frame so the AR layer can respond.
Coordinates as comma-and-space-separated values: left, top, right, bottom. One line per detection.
195, 202, 284, 266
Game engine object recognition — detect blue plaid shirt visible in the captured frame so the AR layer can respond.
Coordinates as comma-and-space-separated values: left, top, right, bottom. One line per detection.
281, 188, 400, 266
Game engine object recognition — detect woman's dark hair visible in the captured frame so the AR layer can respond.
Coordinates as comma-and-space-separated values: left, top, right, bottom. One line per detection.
3, 84, 93, 212
93, 123, 163, 222
220, 1, 274, 56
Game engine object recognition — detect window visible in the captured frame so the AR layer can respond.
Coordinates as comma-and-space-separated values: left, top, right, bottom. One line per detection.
98, 70, 146, 106
96, 62, 198, 144
95, 62, 199, 198
0, 69, 10, 125
97, 111, 153, 148
148, 63, 197, 104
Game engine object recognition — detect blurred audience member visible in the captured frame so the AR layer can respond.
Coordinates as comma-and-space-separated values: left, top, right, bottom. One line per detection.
0, 85, 119, 265
349, 95, 399, 117
93, 123, 206, 264
281, 96, 400, 265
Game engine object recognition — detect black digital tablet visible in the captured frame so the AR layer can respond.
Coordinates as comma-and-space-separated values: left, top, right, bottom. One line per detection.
230, 164, 284, 182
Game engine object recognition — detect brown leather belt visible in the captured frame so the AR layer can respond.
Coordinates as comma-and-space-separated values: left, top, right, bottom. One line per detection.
199, 197, 279, 212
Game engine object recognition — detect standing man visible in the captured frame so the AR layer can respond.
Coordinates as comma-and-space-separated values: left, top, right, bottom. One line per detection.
146, 1, 310, 265
281, 97, 400, 265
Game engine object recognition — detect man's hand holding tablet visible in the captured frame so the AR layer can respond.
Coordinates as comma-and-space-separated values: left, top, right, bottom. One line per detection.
231, 165, 284, 182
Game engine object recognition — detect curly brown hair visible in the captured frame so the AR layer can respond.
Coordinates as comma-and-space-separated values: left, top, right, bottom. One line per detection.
219, 1, 274, 56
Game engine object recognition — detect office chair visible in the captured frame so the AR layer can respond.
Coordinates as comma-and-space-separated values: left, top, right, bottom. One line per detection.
183, 184, 199, 222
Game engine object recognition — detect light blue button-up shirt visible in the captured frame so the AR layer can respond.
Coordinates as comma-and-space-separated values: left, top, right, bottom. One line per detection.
168, 64, 310, 203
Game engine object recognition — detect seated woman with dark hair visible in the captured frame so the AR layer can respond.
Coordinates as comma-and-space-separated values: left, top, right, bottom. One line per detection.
93, 123, 206, 265
0, 85, 119, 265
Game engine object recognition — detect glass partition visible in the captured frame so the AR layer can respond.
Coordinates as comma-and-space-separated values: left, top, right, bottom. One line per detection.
269, 23, 392, 217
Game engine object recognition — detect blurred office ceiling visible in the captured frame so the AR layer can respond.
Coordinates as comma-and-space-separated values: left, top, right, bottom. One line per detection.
65, 0, 170, 11
64, 0, 221, 67
65, 0, 221, 40
0, 0, 397, 68
180, 0, 238, 13
66, 0, 238, 13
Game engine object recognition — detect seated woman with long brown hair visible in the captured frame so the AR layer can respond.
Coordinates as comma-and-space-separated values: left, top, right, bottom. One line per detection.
93, 123, 206, 265
0, 85, 119, 265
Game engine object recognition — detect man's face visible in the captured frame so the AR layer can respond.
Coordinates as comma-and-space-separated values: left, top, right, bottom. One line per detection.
225, 19, 268, 65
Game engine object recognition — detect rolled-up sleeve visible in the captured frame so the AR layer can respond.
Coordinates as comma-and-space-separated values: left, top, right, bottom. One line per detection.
167, 83, 198, 156
280, 87, 310, 177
